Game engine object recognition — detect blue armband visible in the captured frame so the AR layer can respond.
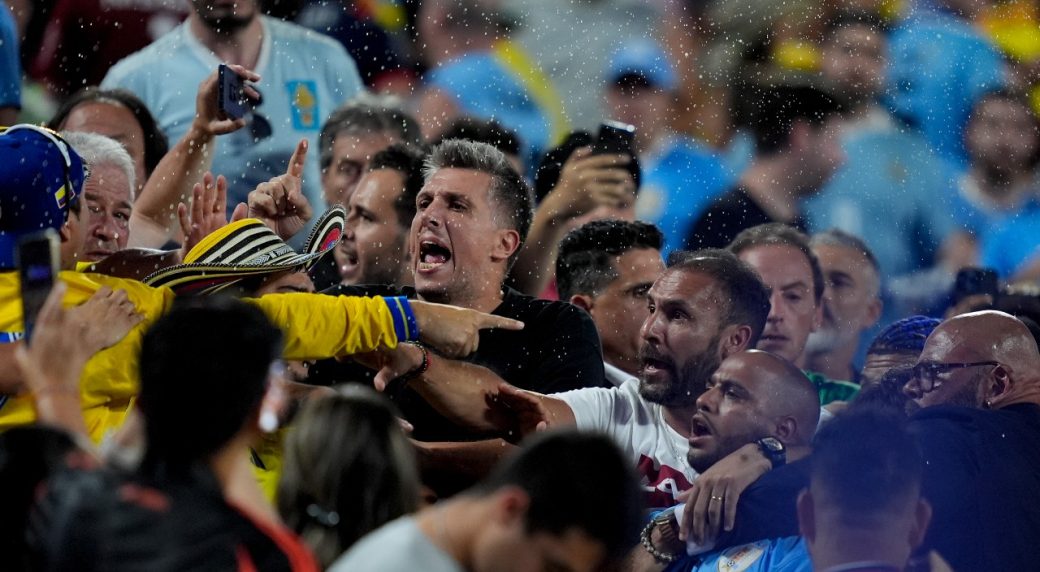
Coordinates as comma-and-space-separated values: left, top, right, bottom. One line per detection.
386, 296, 419, 342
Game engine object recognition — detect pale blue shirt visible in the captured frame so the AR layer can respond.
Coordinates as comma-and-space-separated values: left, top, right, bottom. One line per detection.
102, 16, 364, 216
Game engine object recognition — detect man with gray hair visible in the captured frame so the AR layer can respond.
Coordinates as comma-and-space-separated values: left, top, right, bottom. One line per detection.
319, 98, 423, 208
803, 229, 883, 384
329, 139, 606, 449
60, 131, 136, 265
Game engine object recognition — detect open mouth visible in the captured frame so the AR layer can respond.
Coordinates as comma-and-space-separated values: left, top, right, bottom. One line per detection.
418, 239, 452, 272
690, 415, 713, 439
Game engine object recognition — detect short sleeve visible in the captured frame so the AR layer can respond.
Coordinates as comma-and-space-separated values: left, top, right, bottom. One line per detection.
555, 386, 621, 433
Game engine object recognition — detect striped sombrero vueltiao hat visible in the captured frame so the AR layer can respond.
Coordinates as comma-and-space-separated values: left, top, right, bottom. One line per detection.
143, 205, 345, 295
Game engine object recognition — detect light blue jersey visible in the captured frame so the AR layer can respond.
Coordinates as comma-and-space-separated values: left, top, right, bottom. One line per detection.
666, 537, 811, 572
102, 16, 364, 216
804, 122, 959, 280
635, 136, 733, 256
885, 9, 1006, 167
427, 50, 555, 168
981, 209, 1040, 278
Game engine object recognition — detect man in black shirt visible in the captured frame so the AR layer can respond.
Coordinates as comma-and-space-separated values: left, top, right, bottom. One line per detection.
688, 84, 843, 250
902, 310, 1040, 571
339, 139, 606, 443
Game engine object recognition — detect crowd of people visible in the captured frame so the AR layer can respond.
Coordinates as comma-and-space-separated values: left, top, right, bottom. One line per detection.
2, 0, 1040, 570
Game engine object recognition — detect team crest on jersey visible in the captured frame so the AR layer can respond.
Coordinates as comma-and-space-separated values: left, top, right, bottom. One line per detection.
287, 81, 320, 130
717, 541, 766, 571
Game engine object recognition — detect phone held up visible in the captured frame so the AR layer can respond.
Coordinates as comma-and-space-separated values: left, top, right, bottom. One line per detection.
17, 229, 60, 345
592, 120, 636, 156
217, 63, 250, 120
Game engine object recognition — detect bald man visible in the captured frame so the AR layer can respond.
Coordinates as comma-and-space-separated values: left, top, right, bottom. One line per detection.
901, 310, 1040, 571
637, 351, 821, 571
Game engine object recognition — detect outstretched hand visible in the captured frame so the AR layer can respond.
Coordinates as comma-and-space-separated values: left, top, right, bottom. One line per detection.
410, 300, 524, 358
242, 138, 314, 241
16, 284, 140, 400
177, 172, 245, 260
490, 383, 549, 443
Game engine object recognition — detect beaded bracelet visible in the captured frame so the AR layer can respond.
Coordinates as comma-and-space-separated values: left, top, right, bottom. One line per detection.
640, 519, 682, 564
393, 342, 430, 385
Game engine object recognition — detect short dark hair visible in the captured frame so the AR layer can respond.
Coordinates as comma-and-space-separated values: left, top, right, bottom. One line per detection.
470, 430, 642, 564
729, 223, 825, 305
319, 100, 423, 170
811, 408, 924, 523
666, 249, 772, 345
431, 116, 522, 158
533, 130, 642, 203
556, 220, 663, 300
745, 84, 843, 155
48, 87, 169, 179
137, 297, 282, 468
368, 143, 428, 229
424, 139, 534, 265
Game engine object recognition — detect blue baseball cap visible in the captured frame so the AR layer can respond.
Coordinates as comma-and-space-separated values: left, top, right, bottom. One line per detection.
0, 125, 86, 269
606, 39, 678, 91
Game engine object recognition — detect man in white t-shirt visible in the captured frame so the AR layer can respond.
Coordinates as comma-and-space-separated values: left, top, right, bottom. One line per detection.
391, 249, 773, 507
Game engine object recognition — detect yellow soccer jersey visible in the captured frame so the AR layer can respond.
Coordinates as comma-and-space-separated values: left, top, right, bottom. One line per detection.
0, 271, 402, 442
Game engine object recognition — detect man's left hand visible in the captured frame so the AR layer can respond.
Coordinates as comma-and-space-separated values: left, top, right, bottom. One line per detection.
678, 442, 771, 545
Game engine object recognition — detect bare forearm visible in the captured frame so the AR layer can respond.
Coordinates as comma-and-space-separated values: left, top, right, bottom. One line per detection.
410, 356, 511, 432
415, 438, 515, 494
128, 126, 216, 248
510, 207, 569, 296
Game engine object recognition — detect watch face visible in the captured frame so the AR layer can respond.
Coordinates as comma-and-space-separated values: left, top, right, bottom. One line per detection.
760, 437, 783, 452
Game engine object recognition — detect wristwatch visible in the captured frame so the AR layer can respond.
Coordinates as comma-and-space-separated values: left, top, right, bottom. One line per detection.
756, 437, 786, 469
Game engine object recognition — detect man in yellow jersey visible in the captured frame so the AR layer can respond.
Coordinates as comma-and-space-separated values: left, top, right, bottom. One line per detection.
0, 125, 522, 442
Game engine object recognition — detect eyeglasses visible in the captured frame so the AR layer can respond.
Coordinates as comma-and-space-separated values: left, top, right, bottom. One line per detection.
910, 361, 1000, 393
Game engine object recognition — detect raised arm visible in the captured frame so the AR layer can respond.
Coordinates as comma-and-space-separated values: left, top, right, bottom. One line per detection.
510, 147, 634, 295
128, 65, 260, 248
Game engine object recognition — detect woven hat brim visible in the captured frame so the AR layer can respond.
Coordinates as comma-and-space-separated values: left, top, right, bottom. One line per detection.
143, 205, 346, 296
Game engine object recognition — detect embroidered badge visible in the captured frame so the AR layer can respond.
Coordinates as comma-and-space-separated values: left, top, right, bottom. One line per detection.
717, 541, 766, 572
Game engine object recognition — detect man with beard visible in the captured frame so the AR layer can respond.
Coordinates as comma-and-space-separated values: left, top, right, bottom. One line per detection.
897, 311, 1040, 570
334, 143, 426, 288
802, 229, 882, 384
633, 350, 820, 571
336, 139, 608, 446
384, 249, 772, 507
102, 0, 364, 214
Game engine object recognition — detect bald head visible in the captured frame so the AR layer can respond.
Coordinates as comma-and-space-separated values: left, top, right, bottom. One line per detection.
738, 350, 822, 445
908, 311, 1040, 409
688, 350, 820, 473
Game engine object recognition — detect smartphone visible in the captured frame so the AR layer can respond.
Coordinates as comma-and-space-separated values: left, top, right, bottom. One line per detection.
218, 63, 249, 120
593, 121, 636, 156
953, 268, 999, 305
16, 229, 60, 344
